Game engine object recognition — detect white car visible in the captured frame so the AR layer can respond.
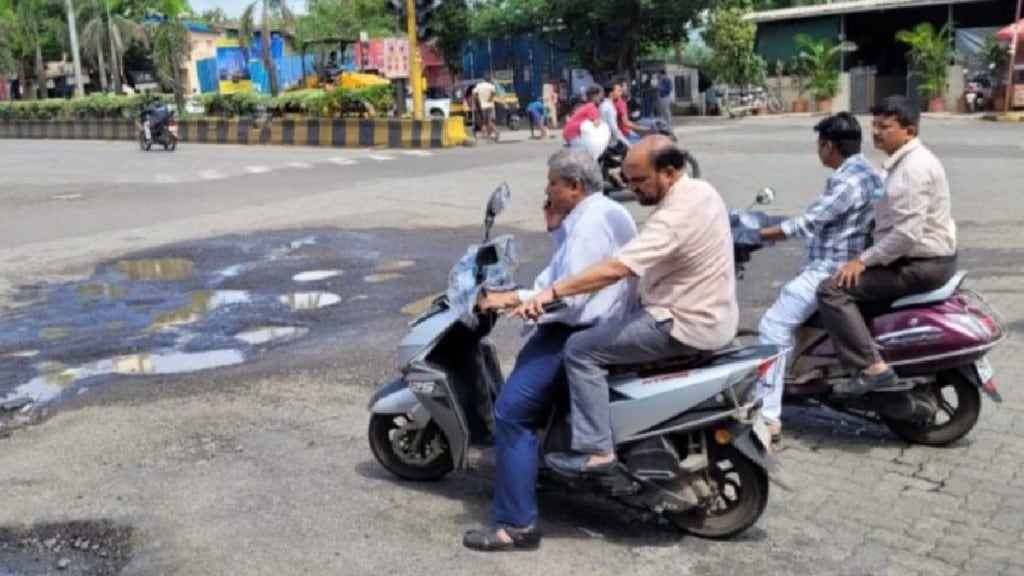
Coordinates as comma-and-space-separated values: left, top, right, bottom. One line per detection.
405, 86, 451, 118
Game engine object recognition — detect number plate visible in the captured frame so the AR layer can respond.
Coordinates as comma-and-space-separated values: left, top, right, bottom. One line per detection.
974, 357, 994, 383
752, 418, 772, 449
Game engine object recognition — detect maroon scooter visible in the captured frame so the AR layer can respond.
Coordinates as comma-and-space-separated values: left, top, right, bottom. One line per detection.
731, 199, 1006, 447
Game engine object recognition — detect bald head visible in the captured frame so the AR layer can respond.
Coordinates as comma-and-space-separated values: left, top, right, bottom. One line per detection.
622, 135, 687, 206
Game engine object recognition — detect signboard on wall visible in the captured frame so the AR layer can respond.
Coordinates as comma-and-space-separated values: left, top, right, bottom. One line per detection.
353, 37, 410, 78
216, 39, 253, 94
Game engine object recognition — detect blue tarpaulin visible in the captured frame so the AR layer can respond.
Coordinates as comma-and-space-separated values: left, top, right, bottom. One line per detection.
461, 34, 574, 104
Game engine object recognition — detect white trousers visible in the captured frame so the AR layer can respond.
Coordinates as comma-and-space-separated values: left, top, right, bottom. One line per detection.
756, 267, 832, 424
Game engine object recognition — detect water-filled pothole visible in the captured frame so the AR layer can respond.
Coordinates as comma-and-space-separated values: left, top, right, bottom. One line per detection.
113, 257, 194, 281
363, 273, 402, 283
280, 292, 342, 310
233, 326, 308, 345
292, 270, 343, 282
8, 350, 247, 404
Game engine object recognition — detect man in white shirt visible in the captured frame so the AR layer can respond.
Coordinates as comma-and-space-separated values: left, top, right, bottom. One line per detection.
474, 78, 499, 141
463, 148, 637, 552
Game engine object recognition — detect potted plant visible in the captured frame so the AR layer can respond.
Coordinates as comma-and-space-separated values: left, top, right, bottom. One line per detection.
896, 23, 955, 112
795, 34, 857, 113
788, 55, 810, 112
979, 32, 1010, 111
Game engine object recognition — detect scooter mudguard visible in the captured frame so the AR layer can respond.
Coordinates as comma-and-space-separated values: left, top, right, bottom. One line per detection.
728, 422, 793, 492
955, 363, 1003, 403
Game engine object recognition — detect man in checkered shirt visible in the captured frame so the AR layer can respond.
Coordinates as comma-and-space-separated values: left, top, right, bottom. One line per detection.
753, 112, 883, 441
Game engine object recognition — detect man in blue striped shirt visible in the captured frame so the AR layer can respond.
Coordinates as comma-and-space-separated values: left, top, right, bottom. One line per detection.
754, 112, 883, 440
463, 148, 637, 551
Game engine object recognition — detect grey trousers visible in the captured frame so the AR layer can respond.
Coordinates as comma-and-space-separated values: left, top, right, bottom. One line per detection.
816, 255, 957, 370
563, 310, 701, 453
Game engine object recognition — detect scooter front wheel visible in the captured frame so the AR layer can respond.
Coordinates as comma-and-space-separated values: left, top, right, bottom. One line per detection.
138, 131, 152, 151
368, 413, 454, 481
667, 441, 769, 539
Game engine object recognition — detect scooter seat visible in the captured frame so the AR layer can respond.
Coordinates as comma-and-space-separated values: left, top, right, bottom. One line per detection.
889, 270, 966, 308
801, 270, 967, 328
607, 352, 714, 377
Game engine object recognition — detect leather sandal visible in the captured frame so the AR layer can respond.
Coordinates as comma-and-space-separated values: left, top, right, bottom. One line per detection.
463, 525, 541, 552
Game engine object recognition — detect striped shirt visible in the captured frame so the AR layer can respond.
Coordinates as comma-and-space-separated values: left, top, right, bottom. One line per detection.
780, 153, 883, 272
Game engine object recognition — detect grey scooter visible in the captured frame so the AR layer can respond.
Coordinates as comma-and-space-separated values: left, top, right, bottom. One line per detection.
367, 184, 788, 538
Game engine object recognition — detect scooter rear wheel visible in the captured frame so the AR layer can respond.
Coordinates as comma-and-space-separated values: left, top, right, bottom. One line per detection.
368, 413, 454, 481
667, 441, 769, 539
882, 371, 981, 446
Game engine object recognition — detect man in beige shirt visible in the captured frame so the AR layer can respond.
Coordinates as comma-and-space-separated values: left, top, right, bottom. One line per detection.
515, 135, 738, 475
817, 96, 957, 397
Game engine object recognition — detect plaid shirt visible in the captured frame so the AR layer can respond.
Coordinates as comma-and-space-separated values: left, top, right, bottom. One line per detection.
781, 153, 883, 272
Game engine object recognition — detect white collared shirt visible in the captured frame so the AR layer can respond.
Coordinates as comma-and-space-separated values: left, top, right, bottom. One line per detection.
517, 193, 638, 326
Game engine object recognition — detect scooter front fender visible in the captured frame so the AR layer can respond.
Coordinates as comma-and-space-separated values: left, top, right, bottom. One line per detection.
368, 378, 431, 427
729, 422, 793, 492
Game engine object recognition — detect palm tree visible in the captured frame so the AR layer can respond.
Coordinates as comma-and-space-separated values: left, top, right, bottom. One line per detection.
144, 0, 188, 110
10, 0, 49, 99
238, 0, 295, 96
78, 0, 143, 93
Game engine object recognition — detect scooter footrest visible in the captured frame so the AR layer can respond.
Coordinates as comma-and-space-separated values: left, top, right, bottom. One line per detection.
595, 472, 639, 496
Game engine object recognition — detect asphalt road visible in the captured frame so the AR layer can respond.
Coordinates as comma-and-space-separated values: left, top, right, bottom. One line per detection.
0, 116, 1022, 576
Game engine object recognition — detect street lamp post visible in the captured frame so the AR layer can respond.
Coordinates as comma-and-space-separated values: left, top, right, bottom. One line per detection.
65, 0, 86, 97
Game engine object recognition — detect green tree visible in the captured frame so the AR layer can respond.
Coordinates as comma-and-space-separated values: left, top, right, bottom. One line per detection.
703, 0, 765, 86
79, 0, 144, 93
469, 0, 709, 76
144, 0, 188, 109
239, 0, 296, 96
297, 0, 392, 40
431, 0, 470, 76
195, 6, 227, 24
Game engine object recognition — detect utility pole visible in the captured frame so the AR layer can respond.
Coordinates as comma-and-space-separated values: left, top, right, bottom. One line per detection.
405, 0, 424, 120
1005, 0, 1022, 113
65, 0, 85, 96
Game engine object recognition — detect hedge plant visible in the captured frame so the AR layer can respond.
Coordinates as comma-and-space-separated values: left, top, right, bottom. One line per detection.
0, 85, 395, 121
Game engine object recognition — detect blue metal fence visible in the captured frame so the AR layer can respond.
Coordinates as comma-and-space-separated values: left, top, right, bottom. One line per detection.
461, 34, 574, 104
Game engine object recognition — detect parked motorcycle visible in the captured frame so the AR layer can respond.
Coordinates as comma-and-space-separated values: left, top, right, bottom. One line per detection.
718, 85, 784, 118
599, 118, 701, 195
368, 183, 788, 538
963, 69, 993, 113
137, 104, 178, 152
731, 189, 1006, 446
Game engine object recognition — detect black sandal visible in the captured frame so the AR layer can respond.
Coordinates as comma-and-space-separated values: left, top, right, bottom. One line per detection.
462, 525, 541, 552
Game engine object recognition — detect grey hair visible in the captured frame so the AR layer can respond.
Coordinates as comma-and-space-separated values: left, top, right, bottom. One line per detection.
547, 148, 604, 194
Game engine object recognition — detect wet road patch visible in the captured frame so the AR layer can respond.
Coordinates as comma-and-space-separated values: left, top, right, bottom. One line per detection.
0, 229, 431, 420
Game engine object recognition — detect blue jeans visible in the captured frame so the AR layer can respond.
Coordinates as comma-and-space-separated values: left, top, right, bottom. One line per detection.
493, 323, 579, 528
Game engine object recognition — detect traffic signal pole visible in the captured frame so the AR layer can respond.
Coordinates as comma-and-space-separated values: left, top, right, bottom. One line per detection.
406, 0, 425, 120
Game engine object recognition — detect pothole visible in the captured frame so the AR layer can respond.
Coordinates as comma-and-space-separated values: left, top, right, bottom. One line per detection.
113, 258, 193, 281
291, 270, 343, 282
5, 350, 246, 405
279, 292, 342, 310
375, 260, 415, 272
233, 326, 309, 345
363, 273, 402, 283
0, 519, 133, 576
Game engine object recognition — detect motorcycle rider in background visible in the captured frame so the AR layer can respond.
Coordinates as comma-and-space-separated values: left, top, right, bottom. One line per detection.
750, 112, 882, 440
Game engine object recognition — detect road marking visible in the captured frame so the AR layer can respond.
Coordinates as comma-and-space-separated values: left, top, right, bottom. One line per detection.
367, 154, 395, 161
286, 161, 312, 169
245, 165, 272, 174
52, 193, 83, 200
155, 174, 178, 184
199, 169, 225, 180
401, 150, 433, 157
328, 157, 356, 166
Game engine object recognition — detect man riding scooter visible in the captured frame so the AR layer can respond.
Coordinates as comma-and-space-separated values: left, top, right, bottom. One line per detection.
462, 148, 638, 551
817, 96, 958, 397
746, 112, 883, 441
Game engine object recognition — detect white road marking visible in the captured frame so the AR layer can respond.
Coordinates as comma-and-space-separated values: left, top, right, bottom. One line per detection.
367, 154, 395, 161
245, 165, 272, 174
155, 174, 178, 184
401, 150, 433, 157
286, 161, 312, 169
52, 194, 83, 200
328, 157, 356, 166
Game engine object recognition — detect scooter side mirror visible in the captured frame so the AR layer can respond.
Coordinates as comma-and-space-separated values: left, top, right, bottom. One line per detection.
756, 187, 776, 205
484, 182, 511, 242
